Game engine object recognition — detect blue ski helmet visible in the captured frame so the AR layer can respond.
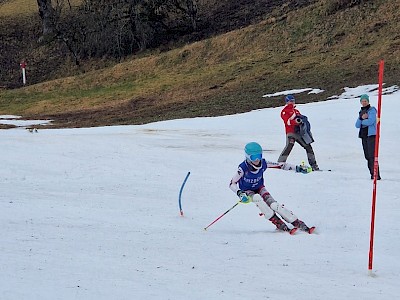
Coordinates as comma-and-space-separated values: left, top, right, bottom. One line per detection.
285, 94, 296, 103
244, 142, 263, 162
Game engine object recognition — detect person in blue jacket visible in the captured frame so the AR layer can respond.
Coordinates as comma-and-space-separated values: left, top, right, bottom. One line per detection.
229, 142, 314, 234
355, 94, 381, 179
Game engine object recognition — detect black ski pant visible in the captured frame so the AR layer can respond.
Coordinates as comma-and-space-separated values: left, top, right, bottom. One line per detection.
361, 136, 380, 178
278, 133, 318, 169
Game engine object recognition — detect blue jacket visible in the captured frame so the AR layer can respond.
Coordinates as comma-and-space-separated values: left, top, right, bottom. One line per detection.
355, 106, 377, 136
297, 115, 314, 144
238, 159, 267, 191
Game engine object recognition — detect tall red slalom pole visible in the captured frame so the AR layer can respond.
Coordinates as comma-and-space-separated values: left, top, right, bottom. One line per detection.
368, 60, 384, 273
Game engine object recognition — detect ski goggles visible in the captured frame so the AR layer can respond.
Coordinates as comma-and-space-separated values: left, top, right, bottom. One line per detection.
247, 153, 262, 162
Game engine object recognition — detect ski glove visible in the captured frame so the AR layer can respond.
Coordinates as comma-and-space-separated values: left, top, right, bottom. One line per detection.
296, 165, 312, 174
237, 190, 251, 203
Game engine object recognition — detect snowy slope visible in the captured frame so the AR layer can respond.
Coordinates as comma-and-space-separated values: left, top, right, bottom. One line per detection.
0, 85, 399, 300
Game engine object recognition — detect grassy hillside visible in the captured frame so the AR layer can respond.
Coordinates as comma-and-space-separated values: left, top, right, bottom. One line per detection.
0, 0, 81, 17
0, 0, 399, 128
0, 0, 38, 17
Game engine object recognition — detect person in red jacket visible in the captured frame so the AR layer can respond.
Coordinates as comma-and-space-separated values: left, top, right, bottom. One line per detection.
277, 94, 319, 170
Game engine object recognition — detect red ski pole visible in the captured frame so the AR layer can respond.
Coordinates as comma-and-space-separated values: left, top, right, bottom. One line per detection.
204, 201, 240, 231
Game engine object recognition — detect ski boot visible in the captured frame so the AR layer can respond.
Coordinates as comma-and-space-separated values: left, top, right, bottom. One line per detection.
269, 214, 297, 235
292, 219, 315, 234
311, 165, 320, 171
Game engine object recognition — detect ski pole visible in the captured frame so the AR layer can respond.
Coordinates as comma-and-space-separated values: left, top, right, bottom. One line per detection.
204, 201, 240, 231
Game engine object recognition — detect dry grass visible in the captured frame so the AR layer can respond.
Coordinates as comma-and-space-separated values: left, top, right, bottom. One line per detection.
0, 0, 399, 127
0, 0, 37, 17
0, 0, 82, 17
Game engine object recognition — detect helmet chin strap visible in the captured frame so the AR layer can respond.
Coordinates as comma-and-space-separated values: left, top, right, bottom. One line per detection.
247, 159, 262, 170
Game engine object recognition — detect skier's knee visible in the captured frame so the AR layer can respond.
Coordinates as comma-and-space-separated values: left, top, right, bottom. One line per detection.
252, 194, 274, 219
270, 202, 297, 223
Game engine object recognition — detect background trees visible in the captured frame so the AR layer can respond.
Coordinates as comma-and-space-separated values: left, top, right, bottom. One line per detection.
36, 0, 199, 64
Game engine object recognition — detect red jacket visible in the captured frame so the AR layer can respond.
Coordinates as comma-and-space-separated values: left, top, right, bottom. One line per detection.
280, 103, 301, 134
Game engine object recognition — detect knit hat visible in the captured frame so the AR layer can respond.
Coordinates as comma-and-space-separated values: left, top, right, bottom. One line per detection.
360, 94, 369, 102
285, 95, 295, 103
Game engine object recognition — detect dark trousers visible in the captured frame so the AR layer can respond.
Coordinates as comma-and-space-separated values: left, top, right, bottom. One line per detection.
278, 133, 318, 168
361, 136, 380, 178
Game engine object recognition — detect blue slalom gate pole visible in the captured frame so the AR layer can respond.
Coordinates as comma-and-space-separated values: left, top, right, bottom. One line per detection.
179, 171, 190, 216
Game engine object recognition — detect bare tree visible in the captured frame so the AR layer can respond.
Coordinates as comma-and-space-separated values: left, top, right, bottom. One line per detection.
36, 0, 199, 62
37, 0, 56, 41
171, 0, 198, 31
37, 0, 69, 42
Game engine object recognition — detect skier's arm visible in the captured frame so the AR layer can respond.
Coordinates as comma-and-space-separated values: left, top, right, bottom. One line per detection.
282, 110, 301, 126
229, 167, 244, 194
229, 167, 251, 203
266, 161, 297, 171
266, 161, 311, 173
361, 109, 377, 126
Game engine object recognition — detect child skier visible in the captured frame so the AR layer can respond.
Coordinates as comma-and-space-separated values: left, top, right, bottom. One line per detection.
229, 142, 315, 234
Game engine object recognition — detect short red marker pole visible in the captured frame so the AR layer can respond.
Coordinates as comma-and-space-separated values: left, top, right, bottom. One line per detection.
20, 60, 27, 85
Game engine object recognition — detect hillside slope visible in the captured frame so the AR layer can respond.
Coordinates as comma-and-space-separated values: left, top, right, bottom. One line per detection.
0, 0, 399, 128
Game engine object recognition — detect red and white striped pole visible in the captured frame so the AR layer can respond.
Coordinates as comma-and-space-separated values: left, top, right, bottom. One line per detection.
20, 60, 27, 85
368, 60, 384, 274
